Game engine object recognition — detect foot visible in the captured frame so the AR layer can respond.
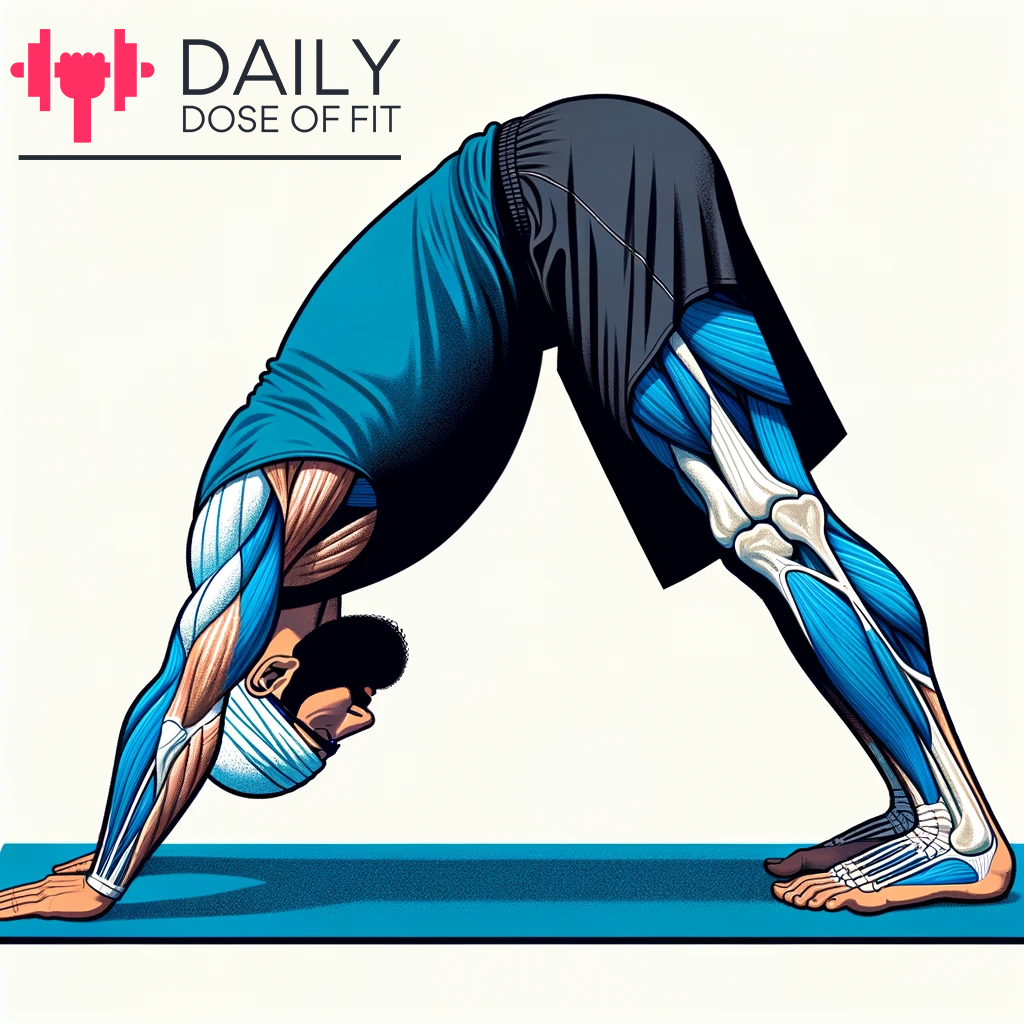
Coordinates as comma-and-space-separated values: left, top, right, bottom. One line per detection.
764, 805, 916, 877
764, 838, 892, 877
0, 874, 114, 921
772, 804, 1015, 913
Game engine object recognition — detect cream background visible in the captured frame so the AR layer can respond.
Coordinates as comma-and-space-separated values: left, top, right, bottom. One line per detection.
1, 0, 1021, 1020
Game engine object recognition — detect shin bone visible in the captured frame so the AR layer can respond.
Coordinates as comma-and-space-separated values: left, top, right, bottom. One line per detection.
929, 728, 993, 855
748, 498, 991, 856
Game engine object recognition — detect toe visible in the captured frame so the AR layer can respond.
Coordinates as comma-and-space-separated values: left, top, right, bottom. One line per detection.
764, 852, 806, 877
828, 889, 892, 914
787, 873, 832, 903
792, 878, 839, 907
824, 891, 850, 912
771, 878, 802, 902
807, 884, 850, 909
824, 888, 877, 912
772, 872, 838, 907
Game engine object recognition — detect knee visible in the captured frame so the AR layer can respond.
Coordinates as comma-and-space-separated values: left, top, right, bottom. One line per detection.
733, 521, 794, 580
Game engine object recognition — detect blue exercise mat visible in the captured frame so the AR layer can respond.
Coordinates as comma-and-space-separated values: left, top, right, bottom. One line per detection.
0, 843, 1019, 941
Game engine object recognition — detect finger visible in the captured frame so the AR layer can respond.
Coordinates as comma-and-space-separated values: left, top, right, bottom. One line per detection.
53, 854, 93, 874
6, 876, 84, 896
0, 892, 50, 920
0, 882, 52, 903
0, 878, 46, 898
53, 860, 91, 875
0, 878, 81, 907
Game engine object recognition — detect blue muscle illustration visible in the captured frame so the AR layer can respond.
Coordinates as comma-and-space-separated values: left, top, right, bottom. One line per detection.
0, 95, 1007, 923
631, 295, 994, 891
89, 472, 285, 897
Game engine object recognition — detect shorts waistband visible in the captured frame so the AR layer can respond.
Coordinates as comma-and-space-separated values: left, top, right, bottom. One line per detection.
496, 116, 530, 243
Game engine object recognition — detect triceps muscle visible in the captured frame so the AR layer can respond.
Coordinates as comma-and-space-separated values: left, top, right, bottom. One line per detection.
265, 459, 376, 589
283, 511, 377, 587
263, 459, 357, 572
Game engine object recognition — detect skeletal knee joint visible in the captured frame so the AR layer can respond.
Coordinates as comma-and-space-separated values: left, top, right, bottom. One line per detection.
771, 494, 828, 551
672, 446, 752, 546
733, 522, 795, 585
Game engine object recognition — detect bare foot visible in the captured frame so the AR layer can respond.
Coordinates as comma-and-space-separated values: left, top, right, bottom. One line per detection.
764, 805, 916, 877
0, 874, 114, 921
772, 807, 1015, 914
765, 838, 890, 877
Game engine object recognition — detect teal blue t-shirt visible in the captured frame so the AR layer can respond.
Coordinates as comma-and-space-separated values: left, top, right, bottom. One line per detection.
199, 124, 543, 594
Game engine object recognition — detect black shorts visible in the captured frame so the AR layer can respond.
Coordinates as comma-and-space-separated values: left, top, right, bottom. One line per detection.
495, 95, 846, 587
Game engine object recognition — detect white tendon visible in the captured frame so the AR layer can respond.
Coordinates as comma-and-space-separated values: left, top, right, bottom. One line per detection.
734, 512, 993, 859
767, 496, 992, 856
671, 334, 797, 518
672, 414, 995, 863
154, 702, 223, 792
829, 802, 996, 892
89, 701, 224, 899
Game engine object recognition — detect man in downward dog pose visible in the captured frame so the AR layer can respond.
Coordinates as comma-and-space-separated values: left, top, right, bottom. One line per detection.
0, 96, 1012, 919
1, 461, 408, 913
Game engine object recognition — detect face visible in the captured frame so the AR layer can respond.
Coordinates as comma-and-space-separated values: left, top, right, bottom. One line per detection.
244, 653, 378, 755
294, 685, 377, 746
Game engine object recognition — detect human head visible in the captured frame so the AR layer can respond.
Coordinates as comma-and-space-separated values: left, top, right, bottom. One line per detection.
210, 615, 407, 797
267, 613, 408, 738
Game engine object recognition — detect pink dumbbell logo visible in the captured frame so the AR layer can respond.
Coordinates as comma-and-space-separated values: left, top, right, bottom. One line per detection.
9, 29, 51, 111
11, 29, 154, 142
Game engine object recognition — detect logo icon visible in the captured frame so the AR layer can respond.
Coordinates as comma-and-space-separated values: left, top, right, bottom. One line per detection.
11, 29, 155, 143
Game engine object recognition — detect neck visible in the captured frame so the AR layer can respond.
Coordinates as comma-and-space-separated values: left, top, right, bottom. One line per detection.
274, 597, 341, 644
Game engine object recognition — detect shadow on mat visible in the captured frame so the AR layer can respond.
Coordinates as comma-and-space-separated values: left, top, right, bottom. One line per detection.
111, 857, 771, 920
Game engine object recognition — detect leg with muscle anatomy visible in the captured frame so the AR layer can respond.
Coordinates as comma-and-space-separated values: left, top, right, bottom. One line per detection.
631, 294, 1014, 912
0, 460, 369, 920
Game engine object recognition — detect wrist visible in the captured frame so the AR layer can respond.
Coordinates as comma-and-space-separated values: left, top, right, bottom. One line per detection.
85, 874, 125, 900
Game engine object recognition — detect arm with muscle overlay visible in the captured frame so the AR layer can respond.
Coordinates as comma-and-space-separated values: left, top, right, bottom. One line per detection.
0, 461, 375, 920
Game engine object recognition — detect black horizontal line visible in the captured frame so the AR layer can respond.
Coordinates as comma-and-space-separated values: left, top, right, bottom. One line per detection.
0, 936, 1020, 946
18, 154, 401, 161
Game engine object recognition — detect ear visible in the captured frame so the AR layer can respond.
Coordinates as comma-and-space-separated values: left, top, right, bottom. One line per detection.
245, 655, 301, 699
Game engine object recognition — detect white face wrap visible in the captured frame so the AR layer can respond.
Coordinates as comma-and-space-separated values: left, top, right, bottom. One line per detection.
211, 683, 325, 797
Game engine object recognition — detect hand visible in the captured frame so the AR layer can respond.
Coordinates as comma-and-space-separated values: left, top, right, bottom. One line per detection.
0, 874, 114, 921
52, 851, 95, 874
54, 52, 111, 101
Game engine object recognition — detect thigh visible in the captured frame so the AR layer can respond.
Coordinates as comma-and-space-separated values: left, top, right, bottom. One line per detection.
500, 97, 844, 588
